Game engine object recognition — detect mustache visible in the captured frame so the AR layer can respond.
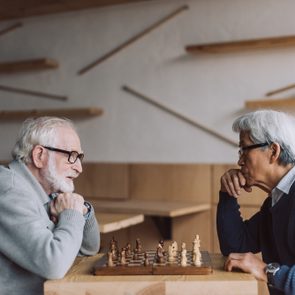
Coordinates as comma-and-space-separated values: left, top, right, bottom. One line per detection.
67, 172, 79, 178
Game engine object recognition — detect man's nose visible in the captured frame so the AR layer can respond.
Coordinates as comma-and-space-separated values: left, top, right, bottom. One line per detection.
72, 159, 83, 174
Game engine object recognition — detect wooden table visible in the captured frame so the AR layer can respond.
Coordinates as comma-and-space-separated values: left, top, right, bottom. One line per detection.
96, 212, 144, 234
44, 254, 259, 295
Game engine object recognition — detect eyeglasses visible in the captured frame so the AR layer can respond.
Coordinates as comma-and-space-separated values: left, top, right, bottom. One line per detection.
43, 146, 84, 164
238, 142, 269, 157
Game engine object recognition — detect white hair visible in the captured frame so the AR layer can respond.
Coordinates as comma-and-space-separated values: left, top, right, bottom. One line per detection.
12, 116, 77, 164
233, 109, 295, 165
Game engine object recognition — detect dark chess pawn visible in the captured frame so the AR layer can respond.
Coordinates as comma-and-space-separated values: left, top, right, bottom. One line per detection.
136, 238, 142, 254
125, 242, 132, 257
110, 241, 117, 260
159, 239, 166, 256
156, 243, 165, 264
133, 249, 138, 260
144, 252, 149, 266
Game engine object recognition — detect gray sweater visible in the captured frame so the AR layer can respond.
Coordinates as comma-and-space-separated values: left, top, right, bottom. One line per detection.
0, 160, 100, 295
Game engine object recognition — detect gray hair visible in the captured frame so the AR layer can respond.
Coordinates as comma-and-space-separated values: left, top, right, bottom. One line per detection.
233, 109, 295, 165
12, 116, 76, 164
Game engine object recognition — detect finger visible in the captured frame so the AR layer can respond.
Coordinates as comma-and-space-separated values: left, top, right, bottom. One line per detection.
237, 171, 246, 186
232, 173, 243, 196
221, 177, 235, 196
244, 186, 252, 193
222, 171, 239, 196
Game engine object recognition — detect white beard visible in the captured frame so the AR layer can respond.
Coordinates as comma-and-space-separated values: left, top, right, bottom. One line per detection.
43, 154, 75, 193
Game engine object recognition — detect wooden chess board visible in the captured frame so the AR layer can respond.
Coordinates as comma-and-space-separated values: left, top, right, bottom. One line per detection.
93, 250, 212, 275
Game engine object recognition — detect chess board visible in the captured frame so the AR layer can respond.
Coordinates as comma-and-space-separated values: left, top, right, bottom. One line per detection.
93, 250, 212, 275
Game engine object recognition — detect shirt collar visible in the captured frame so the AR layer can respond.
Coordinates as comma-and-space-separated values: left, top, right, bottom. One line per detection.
276, 165, 295, 195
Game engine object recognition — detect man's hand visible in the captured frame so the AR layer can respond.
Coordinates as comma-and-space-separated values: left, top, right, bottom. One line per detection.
50, 193, 86, 223
220, 169, 252, 198
224, 252, 267, 282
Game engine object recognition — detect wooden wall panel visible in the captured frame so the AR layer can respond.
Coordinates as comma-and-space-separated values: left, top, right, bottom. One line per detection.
129, 164, 211, 203
212, 164, 267, 206
75, 162, 129, 200
172, 211, 212, 252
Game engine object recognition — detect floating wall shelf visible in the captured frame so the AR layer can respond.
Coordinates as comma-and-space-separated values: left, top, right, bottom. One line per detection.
0, 58, 58, 73
186, 35, 295, 53
0, 107, 103, 120
0, 0, 151, 21
245, 98, 295, 109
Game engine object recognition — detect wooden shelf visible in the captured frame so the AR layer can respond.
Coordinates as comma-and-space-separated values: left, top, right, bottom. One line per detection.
245, 98, 295, 109
0, 0, 150, 21
96, 212, 144, 234
0, 107, 103, 120
0, 58, 58, 73
91, 199, 211, 218
185, 35, 295, 53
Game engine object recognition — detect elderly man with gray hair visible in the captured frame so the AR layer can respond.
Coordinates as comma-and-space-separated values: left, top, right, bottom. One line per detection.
0, 116, 100, 295
217, 109, 295, 295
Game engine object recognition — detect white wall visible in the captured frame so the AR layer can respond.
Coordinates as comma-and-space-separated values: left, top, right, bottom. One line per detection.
1, 0, 295, 163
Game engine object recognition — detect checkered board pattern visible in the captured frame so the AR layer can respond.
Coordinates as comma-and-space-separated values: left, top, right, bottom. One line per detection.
93, 250, 212, 275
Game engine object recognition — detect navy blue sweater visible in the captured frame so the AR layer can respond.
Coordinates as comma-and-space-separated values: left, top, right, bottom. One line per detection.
217, 182, 295, 295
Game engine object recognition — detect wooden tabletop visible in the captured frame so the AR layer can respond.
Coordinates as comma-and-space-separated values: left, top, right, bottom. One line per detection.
44, 253, 259, 295
96, 212, 144, 233
91, 199, 211, 217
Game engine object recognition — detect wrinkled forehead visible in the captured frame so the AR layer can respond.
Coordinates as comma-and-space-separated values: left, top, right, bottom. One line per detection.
55, 126, 82, 151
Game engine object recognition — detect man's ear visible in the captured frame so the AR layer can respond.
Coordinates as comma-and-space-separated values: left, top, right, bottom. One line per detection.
31, 145, 47, 168
269, 142, 281, 163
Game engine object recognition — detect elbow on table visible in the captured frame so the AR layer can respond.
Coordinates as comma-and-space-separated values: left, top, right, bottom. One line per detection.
40, 262, 72, 280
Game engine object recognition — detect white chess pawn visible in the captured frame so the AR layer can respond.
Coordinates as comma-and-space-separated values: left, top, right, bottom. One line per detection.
180, 248, 187, 267
168, 244, 175, 262
194, 251, 202, 266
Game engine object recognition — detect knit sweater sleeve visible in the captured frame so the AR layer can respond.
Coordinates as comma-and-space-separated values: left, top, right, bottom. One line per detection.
79, 203, 100, 256
217, 191, 261, 256
0, 188, 87, 280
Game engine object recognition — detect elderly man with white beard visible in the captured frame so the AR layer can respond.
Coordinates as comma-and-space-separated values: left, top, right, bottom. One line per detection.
0, 116, 100, 295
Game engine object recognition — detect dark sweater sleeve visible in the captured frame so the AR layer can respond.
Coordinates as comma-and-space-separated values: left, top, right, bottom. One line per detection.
217, 191, 261, 256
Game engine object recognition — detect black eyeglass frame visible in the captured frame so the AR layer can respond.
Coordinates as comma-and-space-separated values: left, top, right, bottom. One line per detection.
42, 146, 84, 164
238, 142, 269, 157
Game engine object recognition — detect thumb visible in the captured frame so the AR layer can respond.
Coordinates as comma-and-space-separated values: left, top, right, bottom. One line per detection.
244, 186, 252, 193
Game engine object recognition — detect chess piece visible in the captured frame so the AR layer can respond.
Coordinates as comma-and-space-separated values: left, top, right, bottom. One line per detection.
120, 248, 127, 265
156, 243, 165, 263
144, 252, 150, 266
171, 241, 178, 258
110, 242, 117, 260
168, 244, 175, 262
180, 244, 187, 267
192, 234, 202, 266
194, 251, 201, 266
133, 249, 138, 260
107, 251, 114, 267
125, 242, 132, 257
136, 238, 142, 254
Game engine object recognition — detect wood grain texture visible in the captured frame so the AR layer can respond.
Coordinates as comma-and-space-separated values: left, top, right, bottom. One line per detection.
96, 212, 144, 233
0, 0, 151, 21
75, 163, 129, 200
245, 97, 295, 109
0, 58, 58, 73
91, 199, 210, 218
186, 35, 295, 53
129, 163, 211, 203
93, 251, 212, 275
0, 107, 103, 120
44, 254, 258, 295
